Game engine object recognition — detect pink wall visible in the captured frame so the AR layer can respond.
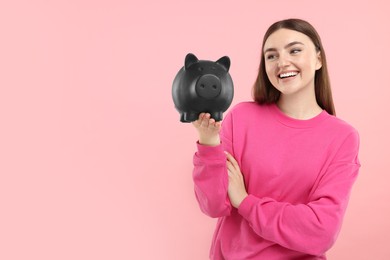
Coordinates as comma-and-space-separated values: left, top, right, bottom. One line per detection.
1, 1, 389, 259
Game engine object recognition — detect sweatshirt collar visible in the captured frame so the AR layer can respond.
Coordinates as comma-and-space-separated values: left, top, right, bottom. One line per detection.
268, 103, 330, 128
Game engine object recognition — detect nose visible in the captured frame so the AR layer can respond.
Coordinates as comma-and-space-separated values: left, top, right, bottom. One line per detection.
195, 74, 221, 99
277, 53, 291, 68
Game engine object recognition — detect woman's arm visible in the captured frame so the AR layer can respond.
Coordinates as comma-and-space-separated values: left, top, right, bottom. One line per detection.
192, 113, 233, 218
237, 131, 360, 255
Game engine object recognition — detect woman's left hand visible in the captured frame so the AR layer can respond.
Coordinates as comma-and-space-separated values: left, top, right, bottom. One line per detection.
225, 152, 248, 208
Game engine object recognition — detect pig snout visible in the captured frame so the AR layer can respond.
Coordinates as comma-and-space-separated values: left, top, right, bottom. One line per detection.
195, 74, 222, 99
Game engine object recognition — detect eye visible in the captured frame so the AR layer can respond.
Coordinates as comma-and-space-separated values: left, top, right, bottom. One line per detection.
290, 48, 301, 54
266, 54, 277, 60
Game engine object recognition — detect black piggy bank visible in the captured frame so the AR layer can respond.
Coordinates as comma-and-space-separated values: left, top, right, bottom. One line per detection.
172, 53, 234, 122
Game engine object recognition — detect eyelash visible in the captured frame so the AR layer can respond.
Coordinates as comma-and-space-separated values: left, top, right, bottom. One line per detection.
290, 48, 301, 54
266, 54, 276, 60
266, 48, 302, 60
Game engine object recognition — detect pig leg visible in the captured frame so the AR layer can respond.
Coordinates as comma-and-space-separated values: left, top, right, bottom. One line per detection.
211, 111, 223, 122
180, 112, 198, 123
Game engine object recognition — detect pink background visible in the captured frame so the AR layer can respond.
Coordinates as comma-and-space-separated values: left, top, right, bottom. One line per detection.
1, 1, 389, 259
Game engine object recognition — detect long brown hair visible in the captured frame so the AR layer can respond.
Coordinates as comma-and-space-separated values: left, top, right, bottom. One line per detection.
252, 18, 335, 115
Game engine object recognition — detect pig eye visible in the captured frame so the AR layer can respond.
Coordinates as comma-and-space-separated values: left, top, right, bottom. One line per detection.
198, 67, 203, 71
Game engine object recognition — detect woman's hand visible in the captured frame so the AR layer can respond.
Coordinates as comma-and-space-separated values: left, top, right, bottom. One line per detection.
192, 113, 221, 146
225, 152, 248, 208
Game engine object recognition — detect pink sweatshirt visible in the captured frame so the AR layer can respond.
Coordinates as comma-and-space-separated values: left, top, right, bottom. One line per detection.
193, 102, 360, 260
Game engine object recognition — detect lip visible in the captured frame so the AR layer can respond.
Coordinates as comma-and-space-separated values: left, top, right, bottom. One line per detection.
277, 70, 299, 81
277, 70, 299, 77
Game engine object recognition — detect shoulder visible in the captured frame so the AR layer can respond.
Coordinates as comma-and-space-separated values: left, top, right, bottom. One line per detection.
322, 115, 361, 165
325, 115, 359, 136
323, 115, 360, 150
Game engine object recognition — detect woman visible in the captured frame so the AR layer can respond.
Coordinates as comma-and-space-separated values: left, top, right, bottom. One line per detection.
192, 18, 360, 259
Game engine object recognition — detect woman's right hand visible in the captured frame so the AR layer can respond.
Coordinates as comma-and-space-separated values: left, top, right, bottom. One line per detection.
192, 113, 221, 146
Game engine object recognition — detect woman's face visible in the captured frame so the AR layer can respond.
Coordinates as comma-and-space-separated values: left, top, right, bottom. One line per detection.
263, 29, 322, 96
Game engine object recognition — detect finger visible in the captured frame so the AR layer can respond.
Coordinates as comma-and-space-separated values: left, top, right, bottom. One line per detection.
208, 118, 216, 127
227, 168, 235, 181
226, 161, 239, 178
209, 119, 221, 130
192, 113, 205, 127
212, 121, 222, 132
200, 113, 210, 128
226, 160, 234, 173
192, 120, 200, 128
227, 167, 233, 176
198, 113, 204, 122
225, 152, 239, 169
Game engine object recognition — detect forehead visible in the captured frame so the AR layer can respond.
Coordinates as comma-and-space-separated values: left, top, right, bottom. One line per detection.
264, 28, 314, 50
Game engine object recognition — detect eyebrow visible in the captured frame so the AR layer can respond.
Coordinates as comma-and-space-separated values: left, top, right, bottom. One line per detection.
264, 41, 304, 53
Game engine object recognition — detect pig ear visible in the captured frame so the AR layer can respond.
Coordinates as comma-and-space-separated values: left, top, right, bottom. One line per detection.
216, 56, 230, 71
185, 53, 198, 70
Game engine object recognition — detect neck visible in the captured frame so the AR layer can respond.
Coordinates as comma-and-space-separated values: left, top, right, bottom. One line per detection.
277, 86, 322, 120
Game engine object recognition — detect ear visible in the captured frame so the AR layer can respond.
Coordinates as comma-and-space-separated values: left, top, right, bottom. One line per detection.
216, 56, 230, 71
185, 53, 198, 70
315, 51, 322, 70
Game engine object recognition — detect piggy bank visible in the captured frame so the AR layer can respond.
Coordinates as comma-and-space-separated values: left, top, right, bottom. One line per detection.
172, 53, 234, 122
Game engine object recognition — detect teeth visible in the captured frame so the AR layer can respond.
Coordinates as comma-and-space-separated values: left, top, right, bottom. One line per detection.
279, 72, 298, 78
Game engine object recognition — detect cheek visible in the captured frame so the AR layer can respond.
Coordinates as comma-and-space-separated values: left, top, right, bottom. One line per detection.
265, 63, 275, 80
299, 54, 317, 71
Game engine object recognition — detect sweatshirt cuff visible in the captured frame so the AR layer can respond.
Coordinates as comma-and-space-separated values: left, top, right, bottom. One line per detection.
196, 141, 226, 160
238, 194, 258, 219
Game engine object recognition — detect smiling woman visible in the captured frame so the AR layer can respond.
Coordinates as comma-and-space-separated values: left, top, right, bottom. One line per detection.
191, 18, 360, 259
254, 19, 335, 118
263, 28, 323, 119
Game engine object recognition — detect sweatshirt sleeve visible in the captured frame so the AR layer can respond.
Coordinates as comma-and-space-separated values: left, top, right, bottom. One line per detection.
192, 112, 234, 218
237, 130, 361, 256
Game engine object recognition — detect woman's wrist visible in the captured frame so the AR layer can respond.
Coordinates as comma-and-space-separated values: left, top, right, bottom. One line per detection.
199, 136, 220, 146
